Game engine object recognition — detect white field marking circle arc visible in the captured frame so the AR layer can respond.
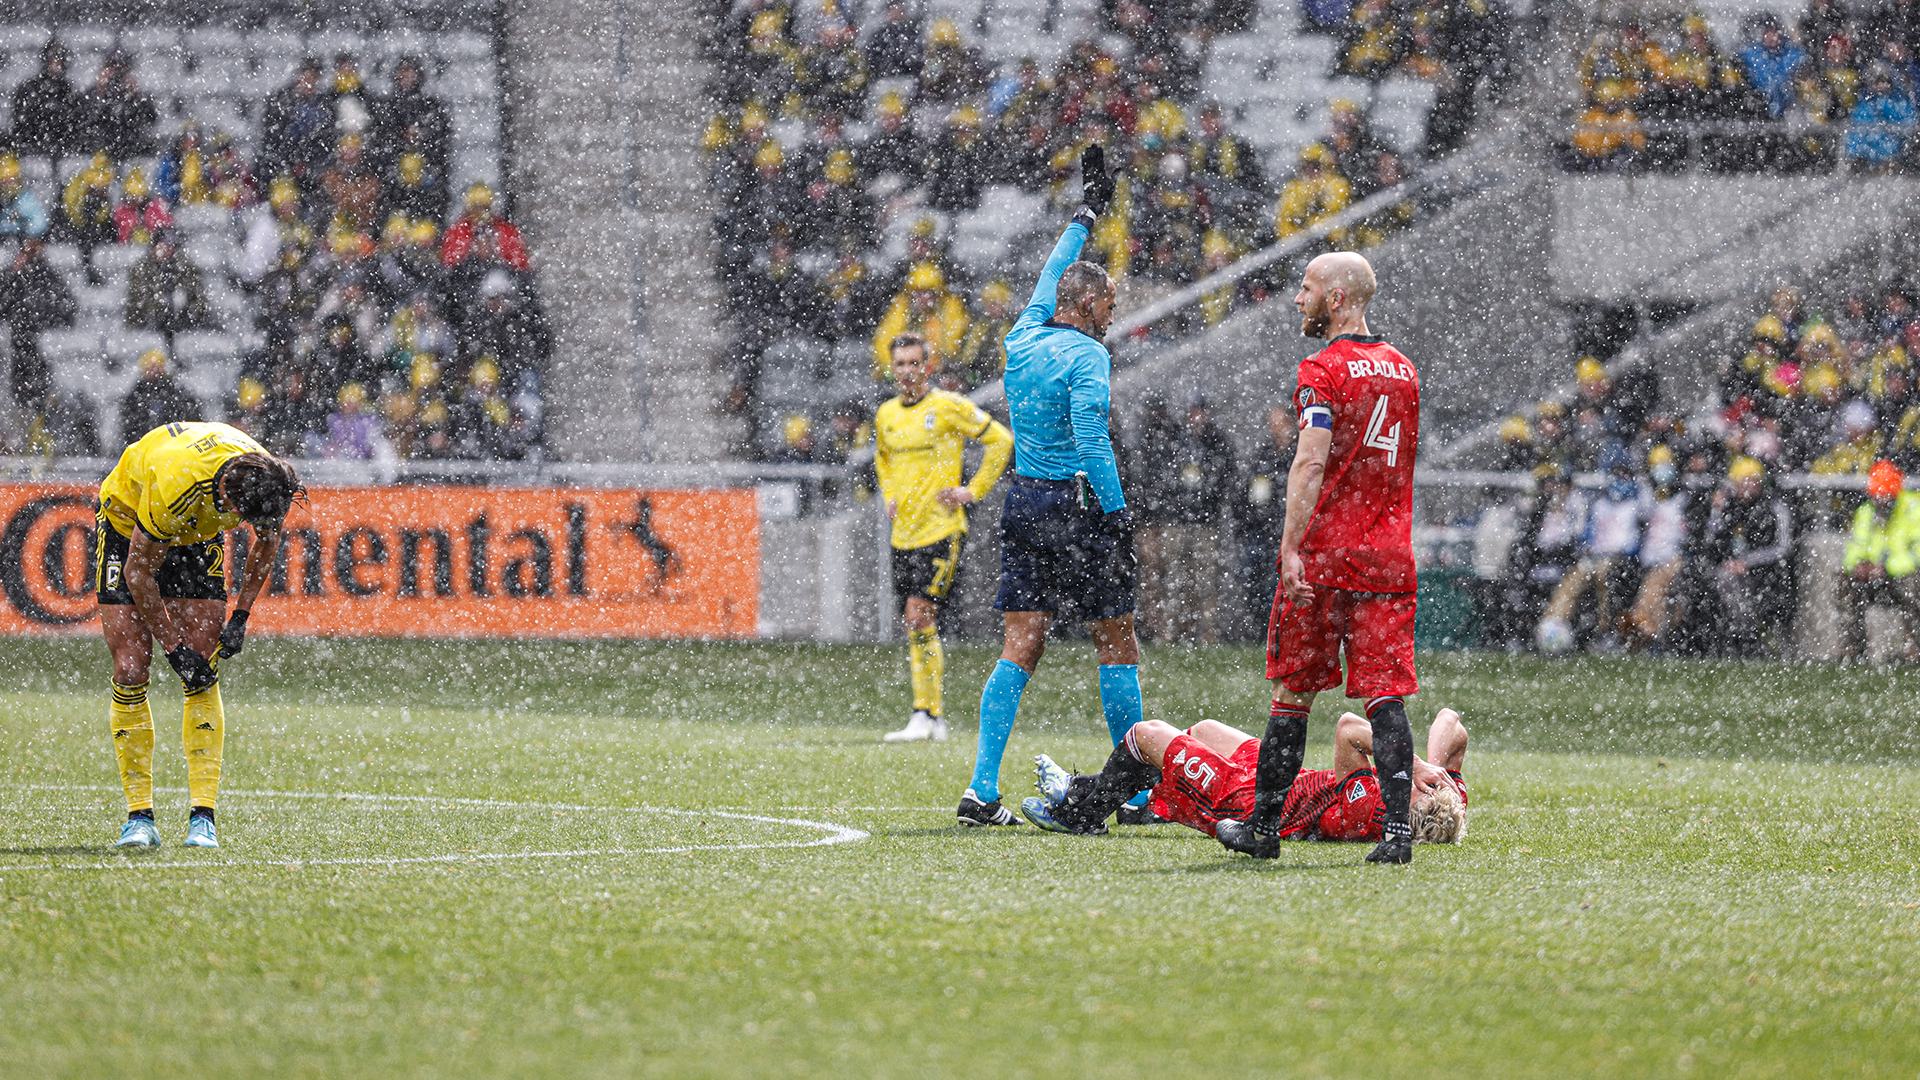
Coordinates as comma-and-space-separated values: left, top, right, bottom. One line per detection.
10, 785, 870, 870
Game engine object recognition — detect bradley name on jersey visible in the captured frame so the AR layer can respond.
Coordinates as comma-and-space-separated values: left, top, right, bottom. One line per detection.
1342, 357, 1415, 382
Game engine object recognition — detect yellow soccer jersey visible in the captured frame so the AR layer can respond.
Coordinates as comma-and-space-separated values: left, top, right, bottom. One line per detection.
875, 389, 1012, 550
99, 422, 267, 544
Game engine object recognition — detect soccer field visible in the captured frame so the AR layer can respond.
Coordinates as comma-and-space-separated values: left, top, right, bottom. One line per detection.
2, 639, 1918, 1079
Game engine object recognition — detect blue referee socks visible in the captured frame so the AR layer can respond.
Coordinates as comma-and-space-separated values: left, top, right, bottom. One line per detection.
969, 659, 1030, 802
1098, 664, 1150, 808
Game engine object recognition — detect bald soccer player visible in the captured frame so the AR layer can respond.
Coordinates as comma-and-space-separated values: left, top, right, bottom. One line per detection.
1215, 251, 1425, 865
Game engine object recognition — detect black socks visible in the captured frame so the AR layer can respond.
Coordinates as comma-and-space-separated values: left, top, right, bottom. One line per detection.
1065, 741, 1161, 825
1367, 696, 1414, 841
1249, 702, 1311, 832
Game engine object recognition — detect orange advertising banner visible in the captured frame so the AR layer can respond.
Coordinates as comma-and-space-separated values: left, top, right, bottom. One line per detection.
0, 484, 759, 639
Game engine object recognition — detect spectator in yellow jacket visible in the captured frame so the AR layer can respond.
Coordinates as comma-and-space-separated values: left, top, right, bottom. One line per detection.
1274, 144, 1351, 245
1840, 459, 1920, 661
872, 262, 969, 380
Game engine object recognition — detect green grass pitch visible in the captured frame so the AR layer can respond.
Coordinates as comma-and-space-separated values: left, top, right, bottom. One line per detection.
3, 638, 1919, 1078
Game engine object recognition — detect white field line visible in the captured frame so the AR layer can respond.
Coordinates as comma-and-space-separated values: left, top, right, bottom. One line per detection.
5, 785, 871, 870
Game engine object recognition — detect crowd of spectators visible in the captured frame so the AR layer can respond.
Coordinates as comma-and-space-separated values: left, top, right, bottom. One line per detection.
1476, 275, 1920, 659
1565, 3, 1920, 172
1323, 0, 1515, 155
0, 39, 549, 462
703, 0, 1511, 457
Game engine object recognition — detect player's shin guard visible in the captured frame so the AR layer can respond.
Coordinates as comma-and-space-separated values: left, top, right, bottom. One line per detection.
1097, 664, 1150, 808
1366, 696, 1414, 843
110, 680, 155, 814
908, 625, 944, 716
969, 659, 1029, 802
1063, 731, 1161, 826
183, 680, 224, 812
1248, 701, 1311, 832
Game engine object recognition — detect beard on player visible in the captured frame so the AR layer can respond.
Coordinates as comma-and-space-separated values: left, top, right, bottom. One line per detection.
1297, 292, 1331, 338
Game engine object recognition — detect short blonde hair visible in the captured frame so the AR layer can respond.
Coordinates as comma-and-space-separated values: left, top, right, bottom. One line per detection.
1410, 782, 1466, 844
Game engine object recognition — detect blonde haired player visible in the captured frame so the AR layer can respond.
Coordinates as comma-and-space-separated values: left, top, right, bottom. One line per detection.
876, 332, 1013, 742
98, 421, 303, 849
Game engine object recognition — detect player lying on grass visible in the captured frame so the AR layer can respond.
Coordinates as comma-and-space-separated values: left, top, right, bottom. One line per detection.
1020, 708, 1468, 844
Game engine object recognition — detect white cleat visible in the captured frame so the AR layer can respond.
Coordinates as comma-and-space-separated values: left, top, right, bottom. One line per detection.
884, 710, 948, 742
1032, 753, 1072, 805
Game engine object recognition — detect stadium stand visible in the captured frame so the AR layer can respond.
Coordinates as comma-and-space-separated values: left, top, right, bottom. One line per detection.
0, 19, 544, 461
701, 0, 1515, 458
1558, 2, 1920, 173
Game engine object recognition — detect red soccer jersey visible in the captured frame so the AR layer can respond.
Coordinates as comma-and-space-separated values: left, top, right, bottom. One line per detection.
1292, 335, 1420, 593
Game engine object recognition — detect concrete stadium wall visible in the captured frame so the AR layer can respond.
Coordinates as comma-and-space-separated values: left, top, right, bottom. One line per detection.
504, 0, 736, 464
1551, 176, 1920, 303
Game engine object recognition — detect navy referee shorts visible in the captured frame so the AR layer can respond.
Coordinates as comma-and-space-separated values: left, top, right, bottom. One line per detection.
995, 475, 1135, 622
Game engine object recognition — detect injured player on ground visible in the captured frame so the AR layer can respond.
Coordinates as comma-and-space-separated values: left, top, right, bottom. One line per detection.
1021, 708, 1468, 844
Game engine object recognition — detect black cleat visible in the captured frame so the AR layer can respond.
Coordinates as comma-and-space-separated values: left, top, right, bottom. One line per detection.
1215, 818, 1280, 858
957, 789, 1021, 827
1115, 803, 1168, 826
1365, 834, 1413, 864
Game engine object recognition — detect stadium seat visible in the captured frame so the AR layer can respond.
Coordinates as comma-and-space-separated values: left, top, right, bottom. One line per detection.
73, 282, 124, 322
0, 25, 49, 52
183, 233, 232, 274
306, 30, 366, 63
183, 27, 245, 55
436, 62, 495, 102
436, 30, 492, 60
40, 329, 103, 369
104, 329, 167, 369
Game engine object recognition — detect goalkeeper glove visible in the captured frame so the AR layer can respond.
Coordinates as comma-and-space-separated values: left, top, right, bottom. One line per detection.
167, 644, 218, 693
218, 609, 249, 658
1081, 143, 1115, 217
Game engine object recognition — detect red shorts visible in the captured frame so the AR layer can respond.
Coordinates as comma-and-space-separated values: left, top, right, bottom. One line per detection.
1266, 587, 1419, 698
1147, 734, 1260, 838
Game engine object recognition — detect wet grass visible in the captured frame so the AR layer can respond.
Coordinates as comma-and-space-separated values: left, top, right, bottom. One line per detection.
1, 638, 1917, 1079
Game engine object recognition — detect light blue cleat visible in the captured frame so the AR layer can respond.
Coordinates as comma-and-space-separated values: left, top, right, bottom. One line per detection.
1019, 796, 1107, 836
1032, 753, 1072, 805
115, 818, 159, 848
184, 817, 219, 849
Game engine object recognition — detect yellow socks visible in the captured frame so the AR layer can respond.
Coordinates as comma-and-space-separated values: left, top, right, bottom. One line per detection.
183, 681, 225, 811
908, 625, 944, 717
110, 681, 155, 813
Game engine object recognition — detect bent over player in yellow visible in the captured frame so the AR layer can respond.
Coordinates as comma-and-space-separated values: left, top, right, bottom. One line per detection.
98, 421, 303, 849
876, 332, 1013, 742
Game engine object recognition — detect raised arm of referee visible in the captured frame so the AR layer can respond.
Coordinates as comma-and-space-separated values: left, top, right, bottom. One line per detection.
958, 145, 1155, 829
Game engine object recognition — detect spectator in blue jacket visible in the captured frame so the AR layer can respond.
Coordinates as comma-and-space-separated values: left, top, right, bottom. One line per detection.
0, 155, 50, 240
1741, 18, 1808, 119
1847, 70, 1915, 169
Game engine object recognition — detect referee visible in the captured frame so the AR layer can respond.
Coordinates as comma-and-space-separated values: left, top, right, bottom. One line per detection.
957, 145, 1150, 828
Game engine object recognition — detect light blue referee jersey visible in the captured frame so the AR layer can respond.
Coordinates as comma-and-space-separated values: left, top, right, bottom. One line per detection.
1000, 220, 1126, 513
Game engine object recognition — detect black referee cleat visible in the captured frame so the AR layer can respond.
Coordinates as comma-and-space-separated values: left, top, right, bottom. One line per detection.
957, 789, 1021, 827
1215, 818, 1280, 859
1365, 834, 1414, 864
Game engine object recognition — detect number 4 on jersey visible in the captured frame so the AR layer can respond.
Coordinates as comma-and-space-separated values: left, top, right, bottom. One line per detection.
1364, 395, 1401, 466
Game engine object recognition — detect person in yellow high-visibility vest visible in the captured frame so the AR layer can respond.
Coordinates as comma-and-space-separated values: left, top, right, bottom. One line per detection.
1839, 459, 1920, 661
